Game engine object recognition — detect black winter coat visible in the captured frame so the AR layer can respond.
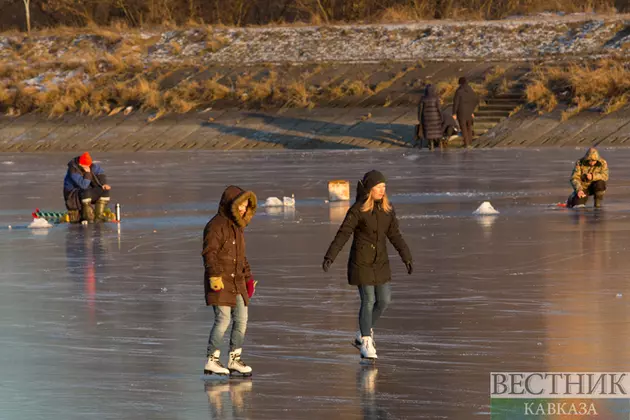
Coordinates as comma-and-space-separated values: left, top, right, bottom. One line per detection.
418, 85, 443, 140
452, 83, 479, 120
324, 187, 412, 286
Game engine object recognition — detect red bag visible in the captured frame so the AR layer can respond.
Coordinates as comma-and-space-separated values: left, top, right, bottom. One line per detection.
247, 278, 257, 298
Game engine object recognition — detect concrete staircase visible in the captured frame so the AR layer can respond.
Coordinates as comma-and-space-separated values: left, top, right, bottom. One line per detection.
473, 86, 526, 138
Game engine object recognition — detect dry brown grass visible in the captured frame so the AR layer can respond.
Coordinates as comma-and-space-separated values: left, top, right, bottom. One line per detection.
374, 66, 415, 94
2, 47, 626, 119
437, 78, 459, 102
169, 40, 183, 55
205, 33, 230, 53
376, 4, 436, 22
285, 81, 314, 108
166, 94, 198, 113
19, 0, 620, 29
605, 94, 629, 114
483, 66, 507, 94
116, 76, 162, 109
569, 60, 630, 106
247, 73, 278, 103
345, 80, 373, 97
526, 79, 558, 114
147, 108, 167, 122
162, 80, 201, 112
102, 52, 128, 73
527, 59, 630, 118
326, 84, 344, 100
201, 76, 233, 102
49, 77, 91, 116
0, 84, 16, 108
327, 79, 373, 100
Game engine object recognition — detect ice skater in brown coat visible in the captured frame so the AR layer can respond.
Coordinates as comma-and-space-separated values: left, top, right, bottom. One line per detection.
201, 185, 257, 377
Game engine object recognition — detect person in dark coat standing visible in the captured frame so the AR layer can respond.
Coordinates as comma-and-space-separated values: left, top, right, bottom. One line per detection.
418, 84, 444, 151
202, 185, 257, 376
452, 77, 479, 148
322, 170, 412, 361
62, 152, 111, 223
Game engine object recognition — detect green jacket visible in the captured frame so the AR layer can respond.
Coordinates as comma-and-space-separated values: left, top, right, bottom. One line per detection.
570, 149, 609, 193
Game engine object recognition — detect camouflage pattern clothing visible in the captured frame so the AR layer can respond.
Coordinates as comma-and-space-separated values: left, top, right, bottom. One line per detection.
570, 148, 609, 193
566, 148, 608, 208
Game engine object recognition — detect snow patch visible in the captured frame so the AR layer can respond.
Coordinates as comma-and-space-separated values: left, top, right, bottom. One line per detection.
22, 70, 89, 92
264, 197, 283, 207
2, 161, 14, 165
265, 196, 296, 208
473, 201, 499, 215
28, 218, 53, 229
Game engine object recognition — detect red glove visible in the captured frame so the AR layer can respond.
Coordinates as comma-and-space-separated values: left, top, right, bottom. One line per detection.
246, 278, 257, 298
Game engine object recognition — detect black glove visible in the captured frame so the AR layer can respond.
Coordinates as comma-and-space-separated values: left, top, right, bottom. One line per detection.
322, 258, 333, 272
405, 261, 413, 275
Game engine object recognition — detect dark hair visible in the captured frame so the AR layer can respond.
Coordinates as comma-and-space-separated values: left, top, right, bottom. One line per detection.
458, 77, 467, 85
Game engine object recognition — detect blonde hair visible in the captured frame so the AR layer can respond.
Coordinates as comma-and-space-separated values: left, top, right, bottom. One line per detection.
361, 190, 392, 213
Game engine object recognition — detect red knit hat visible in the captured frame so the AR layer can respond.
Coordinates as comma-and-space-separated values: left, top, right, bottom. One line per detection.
78, 152, 92, 166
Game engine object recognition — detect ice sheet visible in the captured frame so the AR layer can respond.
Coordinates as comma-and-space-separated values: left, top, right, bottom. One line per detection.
1, 149, 630, 419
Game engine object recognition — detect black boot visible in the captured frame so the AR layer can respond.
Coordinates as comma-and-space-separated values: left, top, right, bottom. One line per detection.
594, 192, 604, 208
81, 199, 94, 223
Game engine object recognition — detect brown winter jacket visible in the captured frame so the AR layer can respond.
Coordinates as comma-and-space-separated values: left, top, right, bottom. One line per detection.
202, 186, 257, 307
324, 183, 412, 286
452, 83, 479, 120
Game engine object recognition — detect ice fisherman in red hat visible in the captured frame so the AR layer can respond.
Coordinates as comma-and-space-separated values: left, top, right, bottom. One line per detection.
62, 152, 112, 222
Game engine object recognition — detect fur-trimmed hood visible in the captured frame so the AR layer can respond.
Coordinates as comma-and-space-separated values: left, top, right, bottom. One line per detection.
218, 185, 257, 228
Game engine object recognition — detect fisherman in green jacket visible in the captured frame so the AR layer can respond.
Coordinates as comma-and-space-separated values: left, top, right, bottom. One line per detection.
566, 148, 609, 209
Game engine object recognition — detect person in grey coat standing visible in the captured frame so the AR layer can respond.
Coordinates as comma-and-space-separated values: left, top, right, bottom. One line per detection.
417, 84, 444, 151
452, 77, 479, 148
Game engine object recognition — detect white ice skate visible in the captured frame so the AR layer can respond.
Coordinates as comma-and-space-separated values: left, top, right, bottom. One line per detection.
354, 329, 375, 348
228, 348, 253, 377
360, 336, 377, 360
204, 350, 229, 376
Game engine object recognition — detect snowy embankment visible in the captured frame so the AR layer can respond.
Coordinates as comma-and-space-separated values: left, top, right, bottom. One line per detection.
189, 14, 630, 63
0, 13, 628, 69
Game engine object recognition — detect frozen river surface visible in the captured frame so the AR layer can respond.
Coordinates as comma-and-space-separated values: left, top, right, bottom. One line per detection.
2, 149, 630, 419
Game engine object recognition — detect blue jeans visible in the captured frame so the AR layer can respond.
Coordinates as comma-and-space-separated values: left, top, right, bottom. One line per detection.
207, 294, 248, 356
357, 283, 392, 337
